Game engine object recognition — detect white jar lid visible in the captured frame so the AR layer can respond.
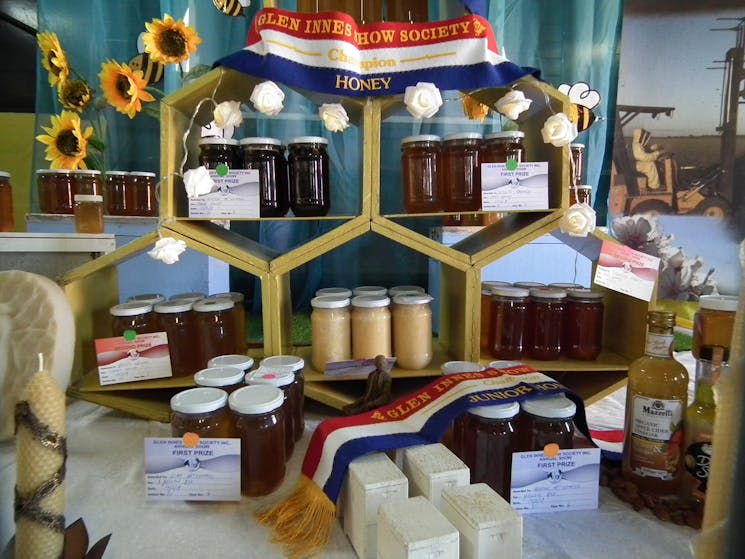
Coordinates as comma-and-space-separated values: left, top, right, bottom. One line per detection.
171, 387, 227, 414
443, 132, 483, 142
570, 143, 585, 148
311, 295, 351, 309
193, 298, 235, 312
207, 291, 244, 303
521, 395, 577, 419
74, 194, 103, 202
199, 137, 239, 146
566, 289, 604, 300
699, 295, 738, 312
440, 361, 485, 374
530, 288, 567, 299
106, 170, 129, 176
127, 293, 166, 305
240, 136, 282, 146
469, 401, 520, 420
154, 300, 193, 313
353, 285, 388, 296
261, 354, 305, 372
289, 135, 328, 145
388, 285, 426, 297
485, 130, 525, 140
488, 360, 521, 369
491, 286, 529, 298
316, 287, 353, 298
36, 169, 71, 175
0, 172, 9, 179
246, 366, 294, 387
351, 294, 391, 308
207, 354, 255, 370
194, 366, 245, 387
110, 301, 153, 316
392, 293, 433, 306
129, 171, 156, 178
548, 283, 584, 289
74, 169, 102, 175
514, 281, 545, 289
401, 134, 441, 144
229, 384, 284, 414
169, 292, 206, 303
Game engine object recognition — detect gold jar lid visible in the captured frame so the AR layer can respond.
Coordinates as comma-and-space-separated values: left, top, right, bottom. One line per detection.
648, 310, 675, 328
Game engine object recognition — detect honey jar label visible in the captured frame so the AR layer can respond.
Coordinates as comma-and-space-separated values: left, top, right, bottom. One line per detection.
188, 168, 259, 218
94, 332, 172, 385
145, 437, 241, 501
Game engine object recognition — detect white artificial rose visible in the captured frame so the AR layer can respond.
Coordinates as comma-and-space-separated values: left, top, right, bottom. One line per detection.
403, 82, 443, 119
249, 81, 285, 116
147, 237, 187, 264
495, 89, 532, 120
319, 103, 349, 132
560, 202, 596, 237
213, 100, 243, 129
541, 113, 578, 147
183, 166, 215, 199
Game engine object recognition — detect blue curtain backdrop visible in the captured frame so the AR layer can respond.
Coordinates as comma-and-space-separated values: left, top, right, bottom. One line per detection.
35, 0, 622, 308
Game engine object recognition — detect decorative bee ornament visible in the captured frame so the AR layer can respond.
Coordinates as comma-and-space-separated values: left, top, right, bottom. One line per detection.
558, 81, 601, 133
128, 52, 164, 85
213, 0, 251, 17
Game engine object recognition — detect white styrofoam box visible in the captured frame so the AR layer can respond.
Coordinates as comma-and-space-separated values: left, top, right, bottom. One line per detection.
440, 483, 522, 559
402, 443, 470, 510
342, 452, 409, 559
377, 496, 459, 559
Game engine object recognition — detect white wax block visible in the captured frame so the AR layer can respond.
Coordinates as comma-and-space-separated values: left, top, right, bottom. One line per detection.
402, 443, 470, 510
0, 271, 74, 441
342, 452, 408, 559
441, 483, 522, 559
377, 496, 459, 559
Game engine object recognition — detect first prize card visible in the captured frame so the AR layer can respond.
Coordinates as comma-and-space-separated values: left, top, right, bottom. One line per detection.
481, 161, 549, 211
188, 168, 259, 218
145, 437, 241, 501
94, 332, 172, 385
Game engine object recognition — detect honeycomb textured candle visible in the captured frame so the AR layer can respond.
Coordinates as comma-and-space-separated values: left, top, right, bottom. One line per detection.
15, 369, 66, 559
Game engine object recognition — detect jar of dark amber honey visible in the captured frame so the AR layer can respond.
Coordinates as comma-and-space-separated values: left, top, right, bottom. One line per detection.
170, 387, 232, 438
194, 366, 246, 393
527, 288, 566, 360
127, 171, 158, 216
109, 302, 158, 337
245, 367, 296, 458
481, 131, 526, 164
261, 355, 306, 442
401, 134, 441, 213
229, 384, 287, 496
154, 300, 199, 378
692, 295, 738, 359
193, 298, 237, 366
104, 171, 129, 215
441, 132, 482, 212
37, 169, 74, 214
519, 395, 576, 452
489, 286, 529, 360
563, 289, 604, 360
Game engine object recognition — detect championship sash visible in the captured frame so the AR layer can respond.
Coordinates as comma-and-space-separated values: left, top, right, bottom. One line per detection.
258, 364, 591, 557
218, 7, 539, 97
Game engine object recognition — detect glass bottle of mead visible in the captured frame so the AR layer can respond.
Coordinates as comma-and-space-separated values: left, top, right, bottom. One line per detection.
622, 310, 689, 495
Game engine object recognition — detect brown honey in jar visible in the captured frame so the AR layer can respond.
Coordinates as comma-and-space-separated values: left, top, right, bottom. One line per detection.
198, 137, 240, 170
245, 367, 296, 458
240, 136, 289, 217
154, 300, 199, 377
441, 132, 483, 212
72, 169, 103, 196
73, 194, 104, 233
401, 134, 441, 213
36, 169, 74, 214
526, 288, 567, 360
261, 355, 306, 442
455, 401, 519, 500
479, 281, 512, 352
229, 384, 287, 496
206, 292, 247, 354
481, 131, 526, 165
519, 395, 576, 452
170, 387, 232, 438
127, 171, 158, 216
109, 302, 158, 337
0, 172, 13, 232
193, 298, 237, 366
692, 295, 738, 359
194, 365, 246, 393
563, 289, 604, 360
104, 171, 129, 215
489, 286, 529, 360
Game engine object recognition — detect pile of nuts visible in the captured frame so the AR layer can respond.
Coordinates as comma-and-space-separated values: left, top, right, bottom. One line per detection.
600, 461, 703, 529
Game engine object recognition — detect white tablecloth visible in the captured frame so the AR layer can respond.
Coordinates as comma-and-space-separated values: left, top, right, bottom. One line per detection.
0, 394, 698, 559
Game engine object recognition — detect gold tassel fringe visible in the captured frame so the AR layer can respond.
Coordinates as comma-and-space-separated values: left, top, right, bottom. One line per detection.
257, 475, 336, 559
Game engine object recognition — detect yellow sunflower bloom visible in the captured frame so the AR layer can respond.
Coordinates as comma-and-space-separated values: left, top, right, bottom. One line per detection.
37, 31, 70, 87
99, 60, 156, 119
35, 111, 93, 170
58, 79, 93, 111
142, 13, 201, 65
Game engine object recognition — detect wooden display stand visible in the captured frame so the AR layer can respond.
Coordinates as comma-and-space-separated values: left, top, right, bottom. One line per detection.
59, 65, 650, 417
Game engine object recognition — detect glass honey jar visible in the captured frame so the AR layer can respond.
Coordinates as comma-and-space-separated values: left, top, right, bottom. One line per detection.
198, 137, 240, 170
563, 289, 604, 360
104, 171, 129, 216
391, 293, 434, 370
288, 136, 330, 217
127, 171, 158, 216
36, 169, 74, 214
441, 132, 482, 212
692, 295, 738, 359
171, 387, 232, 438
154, 300, 199, 378
206, 292, 247, 354
0, 172, 13, 232
518, 395, 576, 452
73, 194, 104, 233
241, 136, 289, 217
229, 385, 287, 496
351, 295, 392, 359
526, 288, 567, 360
245, 367, 296, 458
72, 169, 103, 196
194, 365, 246, 393
310, 295, 351, 372
260, 355, 306, 442
480, 131, 526, 164
489, 286, 529, 360
193, 298, 237, 366
400, 134, 441, 213
110, 302, 158, 337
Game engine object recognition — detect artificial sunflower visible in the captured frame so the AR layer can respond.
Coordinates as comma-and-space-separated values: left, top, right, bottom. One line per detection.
142, 13, 201, 65
35, 111, 93, 170
99, 60, 155, 119
37, 31, 70, 87
58, 79, 93, 111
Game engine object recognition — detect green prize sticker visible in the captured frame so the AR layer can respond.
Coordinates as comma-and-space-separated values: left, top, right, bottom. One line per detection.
216, 163, 229, 177
506, 159, 518, 172
123, 330, 137, 342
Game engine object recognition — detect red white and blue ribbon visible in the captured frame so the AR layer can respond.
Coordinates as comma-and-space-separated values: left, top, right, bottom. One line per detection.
217, 7, 538, 97
303, 364, 590, 504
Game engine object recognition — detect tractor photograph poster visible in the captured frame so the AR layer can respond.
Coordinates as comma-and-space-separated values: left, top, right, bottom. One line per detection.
609, 0, 744, 312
